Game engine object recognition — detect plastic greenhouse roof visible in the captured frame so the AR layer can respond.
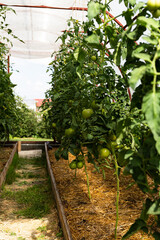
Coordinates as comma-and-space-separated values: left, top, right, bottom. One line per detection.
0, 0, 126, 59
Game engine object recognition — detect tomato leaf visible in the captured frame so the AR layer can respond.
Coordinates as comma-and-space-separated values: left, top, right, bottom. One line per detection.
114, 42, 121, 66
88, 2, 102, 21
76, 66, 82, 79
73, 47, 79, 61
128, 0, 136, 6
132, 52, 151, 62
122, 219, 147, 239
142, 36, 158, 45
142, 92, 160, 154
129, 65, 147, 89
85, 33, 100, 45
140, 198, 153, 221
153, 232, 160, 239
126, 25, 146, 41
74, 48, 86, 63
137, 16, 159, 30
147, 199, 160, 215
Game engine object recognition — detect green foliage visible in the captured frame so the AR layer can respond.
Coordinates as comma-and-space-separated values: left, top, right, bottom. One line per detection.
14, 184, 51, 218
5, 153, 19, 184
12, 96, 38, 138
42, 0, 160, 239
0, 43, 16, 141
142, 92, 160, 154
0, 6, 23, 142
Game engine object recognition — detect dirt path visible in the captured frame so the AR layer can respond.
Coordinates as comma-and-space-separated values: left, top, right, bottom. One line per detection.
0, 153, 63, 240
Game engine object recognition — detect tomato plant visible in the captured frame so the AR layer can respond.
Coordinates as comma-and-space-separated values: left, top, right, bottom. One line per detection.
42, 0, 160, 239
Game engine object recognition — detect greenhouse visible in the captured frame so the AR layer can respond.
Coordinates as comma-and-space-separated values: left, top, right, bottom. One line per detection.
0, 0, 160, 239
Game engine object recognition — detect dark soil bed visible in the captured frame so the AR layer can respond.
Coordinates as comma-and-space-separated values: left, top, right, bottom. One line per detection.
48, 148, 154, 240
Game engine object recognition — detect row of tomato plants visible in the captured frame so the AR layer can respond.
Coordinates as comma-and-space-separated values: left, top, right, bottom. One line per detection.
0, 6, 50, 141
43, 0, 160, 239
0, 6, 17, 141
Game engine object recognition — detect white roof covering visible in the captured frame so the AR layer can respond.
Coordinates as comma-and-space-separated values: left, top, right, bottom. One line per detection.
0, 0, 126, 59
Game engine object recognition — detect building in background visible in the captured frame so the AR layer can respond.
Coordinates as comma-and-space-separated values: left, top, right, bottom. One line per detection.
35, 99, 45, 111
23, 98, 45, 111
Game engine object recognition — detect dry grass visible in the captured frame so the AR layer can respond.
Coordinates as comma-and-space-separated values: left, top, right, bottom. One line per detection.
49, 148, 155, 240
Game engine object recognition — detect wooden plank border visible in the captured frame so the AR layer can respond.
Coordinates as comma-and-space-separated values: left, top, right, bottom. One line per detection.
45, 143, 73, 240
0, 142, 18, 189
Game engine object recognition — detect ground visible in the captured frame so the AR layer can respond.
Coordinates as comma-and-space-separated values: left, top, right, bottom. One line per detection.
0, 150, 63, 240
48, 148, 155, 240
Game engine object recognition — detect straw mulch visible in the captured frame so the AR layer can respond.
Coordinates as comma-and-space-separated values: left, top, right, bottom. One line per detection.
48, 148, 155, 240
0, 147, 13, 173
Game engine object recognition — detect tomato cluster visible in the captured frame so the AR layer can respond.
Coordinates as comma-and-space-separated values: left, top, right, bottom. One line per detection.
147, 0, 160, 18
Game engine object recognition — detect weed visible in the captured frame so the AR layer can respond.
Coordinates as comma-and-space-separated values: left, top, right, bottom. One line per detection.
37, 225, 47, 232
1, 153, 52, 218
4, 183, 52, 218
16, 181, 29, 186
56, 229, 63, 237
36, 234, 45, 240
5, 153, 19, 184
0, 189, 15, 199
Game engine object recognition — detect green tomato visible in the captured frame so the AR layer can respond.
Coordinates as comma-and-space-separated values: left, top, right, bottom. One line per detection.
152, 9, 160, 17
65, 128, 75, 137
82, 108, 93, 119
52, 123, 56, 128
99, 148, 110, 159
91, 55, 96, 61
77, 161, 84, 169
147, 0, 160, 11
69, 160, 77, 169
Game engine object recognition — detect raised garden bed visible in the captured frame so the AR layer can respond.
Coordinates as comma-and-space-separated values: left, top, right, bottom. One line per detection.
0, 142, 18, 189
46, 144, 155, 240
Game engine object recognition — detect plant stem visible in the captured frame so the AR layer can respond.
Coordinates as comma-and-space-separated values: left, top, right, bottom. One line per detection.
84, 161, 91, 200
75, 168, 77, 178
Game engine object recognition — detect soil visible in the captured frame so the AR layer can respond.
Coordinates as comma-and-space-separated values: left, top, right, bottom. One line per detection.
48, 147, 156, 240
0, 147, 13, 173
0, 152, 64, 240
